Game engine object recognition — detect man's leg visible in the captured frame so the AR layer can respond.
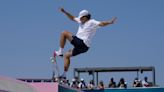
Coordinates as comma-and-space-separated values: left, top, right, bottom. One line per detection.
56, 30, 73, 56
61, 49, 73, 78
64, 49, 73, 72
60, 30, 73, 48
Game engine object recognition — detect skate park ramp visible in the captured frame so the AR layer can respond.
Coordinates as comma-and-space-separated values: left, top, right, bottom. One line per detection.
0, 76, 81, 92
0, 76, 36, 92
18, 78, 81, 92
29, 82, 58, 92
2, 76, 164, 92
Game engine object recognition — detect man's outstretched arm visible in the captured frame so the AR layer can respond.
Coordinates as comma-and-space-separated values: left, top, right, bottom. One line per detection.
99, 17, 117, 27
59, 8, 75, 21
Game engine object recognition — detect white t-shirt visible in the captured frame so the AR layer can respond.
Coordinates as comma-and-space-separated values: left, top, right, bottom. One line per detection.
74, 18, 100, 47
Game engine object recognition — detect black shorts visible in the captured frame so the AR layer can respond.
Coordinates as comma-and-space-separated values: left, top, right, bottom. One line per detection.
71, 36, 89, 56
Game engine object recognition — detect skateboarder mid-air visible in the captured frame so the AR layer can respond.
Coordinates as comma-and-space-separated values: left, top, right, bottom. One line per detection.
53, 7, 117, 79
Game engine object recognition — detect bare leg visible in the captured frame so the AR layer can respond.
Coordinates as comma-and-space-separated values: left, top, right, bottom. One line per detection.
64, 49, 73, 72
60, 30, 73, 48
58, 31, 73, 77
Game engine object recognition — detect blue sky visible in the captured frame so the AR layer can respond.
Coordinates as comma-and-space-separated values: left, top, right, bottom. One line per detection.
0, 0, 164, 87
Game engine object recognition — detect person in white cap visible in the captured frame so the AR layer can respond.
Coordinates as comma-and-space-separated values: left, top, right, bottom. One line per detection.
54, 7, 117, 78
78, 78, 87, 89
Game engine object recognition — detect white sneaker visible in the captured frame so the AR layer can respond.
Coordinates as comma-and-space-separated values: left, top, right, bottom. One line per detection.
55, 51, 63, 57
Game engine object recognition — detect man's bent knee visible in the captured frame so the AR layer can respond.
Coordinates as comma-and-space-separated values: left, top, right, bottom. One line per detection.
61, 30, 73, 41
62, 30, 69, 36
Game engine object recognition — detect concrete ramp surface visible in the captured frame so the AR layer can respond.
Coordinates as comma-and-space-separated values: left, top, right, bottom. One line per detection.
0, 76, 36, 92
0, 76, 80, 92
30, 83, 58, 92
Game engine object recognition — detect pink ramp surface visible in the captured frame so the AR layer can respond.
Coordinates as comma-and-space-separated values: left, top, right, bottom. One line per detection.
30, 83, 58, 92
0, 76, 36, 92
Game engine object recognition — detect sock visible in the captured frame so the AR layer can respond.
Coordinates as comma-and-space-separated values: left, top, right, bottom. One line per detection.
58, 47, 63, 53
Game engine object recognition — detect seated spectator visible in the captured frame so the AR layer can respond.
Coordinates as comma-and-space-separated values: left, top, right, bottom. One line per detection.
87, 80, 95, 90
117, 78, 127, 88
108, 77, 116, 88
60, 77, 68, 85
133, 78, 142, 87
142, 77, 150, 87
70, 78, 79, 88
66, 79, 70, 86
98, 80, 105, 90
78, 78, 87, 89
